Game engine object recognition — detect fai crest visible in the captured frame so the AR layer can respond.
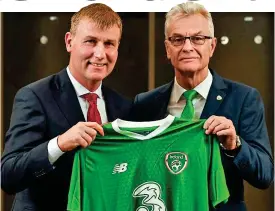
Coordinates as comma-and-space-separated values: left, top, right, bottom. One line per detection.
165, 152, 188, 174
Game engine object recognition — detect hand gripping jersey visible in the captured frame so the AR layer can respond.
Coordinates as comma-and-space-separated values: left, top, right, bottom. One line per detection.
67, 115, 229, 211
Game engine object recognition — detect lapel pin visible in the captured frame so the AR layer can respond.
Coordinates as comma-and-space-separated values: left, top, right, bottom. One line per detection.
216, 95, 222, 101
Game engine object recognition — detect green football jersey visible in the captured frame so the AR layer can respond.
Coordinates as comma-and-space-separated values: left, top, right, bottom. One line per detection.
67, 115, 229, 211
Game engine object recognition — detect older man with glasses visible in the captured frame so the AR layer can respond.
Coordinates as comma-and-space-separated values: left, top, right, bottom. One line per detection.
130, 2, 274, 211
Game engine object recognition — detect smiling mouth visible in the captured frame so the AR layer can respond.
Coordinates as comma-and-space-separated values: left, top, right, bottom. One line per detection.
182, 57, 197, 60
88, 61, 106, 67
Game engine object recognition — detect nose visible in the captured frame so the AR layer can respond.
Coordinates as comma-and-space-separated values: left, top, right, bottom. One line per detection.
94, 43, 105, 59
181, 38, 193, 52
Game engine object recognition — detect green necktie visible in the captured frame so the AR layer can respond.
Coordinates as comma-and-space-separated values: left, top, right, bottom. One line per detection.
181, 90, 197, 119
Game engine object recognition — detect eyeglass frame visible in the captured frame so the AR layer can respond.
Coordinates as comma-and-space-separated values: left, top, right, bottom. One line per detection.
167, 35, 213, 46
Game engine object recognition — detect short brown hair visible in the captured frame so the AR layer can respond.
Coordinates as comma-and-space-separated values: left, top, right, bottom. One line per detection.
70, 3, 122, 38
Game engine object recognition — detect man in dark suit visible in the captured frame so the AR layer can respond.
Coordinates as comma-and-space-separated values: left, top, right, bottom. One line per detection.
1, 3, 131, 211
130, 2, 273, 211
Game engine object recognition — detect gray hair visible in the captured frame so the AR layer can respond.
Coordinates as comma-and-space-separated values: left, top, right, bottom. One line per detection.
165, 2, 214, 38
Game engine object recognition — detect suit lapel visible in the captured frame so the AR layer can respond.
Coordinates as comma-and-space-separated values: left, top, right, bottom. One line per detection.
154, 81, 174, 119
200, 70, 227, 119
102, 85, 120, 122
52, 69, 85, 126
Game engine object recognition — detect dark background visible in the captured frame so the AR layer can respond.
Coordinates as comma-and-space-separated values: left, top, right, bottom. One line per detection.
1, 12, 274, 211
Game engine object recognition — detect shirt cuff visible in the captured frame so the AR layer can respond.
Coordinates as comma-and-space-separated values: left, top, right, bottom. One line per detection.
48, 136, 65, 165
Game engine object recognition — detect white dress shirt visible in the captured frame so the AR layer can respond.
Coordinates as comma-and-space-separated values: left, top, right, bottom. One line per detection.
47, 67, 108, 164
168, 70, 213, 119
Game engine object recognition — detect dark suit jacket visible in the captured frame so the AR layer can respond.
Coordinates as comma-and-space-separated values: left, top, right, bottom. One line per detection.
1, 68, 132, 211
130, 70, 274, 211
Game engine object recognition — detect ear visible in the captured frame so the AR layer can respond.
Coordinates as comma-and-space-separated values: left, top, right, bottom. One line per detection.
65, 32, 73, 53
209, 37, 217, 58
164, 40, 171, 59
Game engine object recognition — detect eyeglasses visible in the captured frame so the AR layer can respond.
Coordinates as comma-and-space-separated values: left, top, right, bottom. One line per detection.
168, 35, 212, 46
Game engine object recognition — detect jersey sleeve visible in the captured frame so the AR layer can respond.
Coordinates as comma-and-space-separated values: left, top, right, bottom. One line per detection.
209, 135, 230, 208
67, 151, 82, 211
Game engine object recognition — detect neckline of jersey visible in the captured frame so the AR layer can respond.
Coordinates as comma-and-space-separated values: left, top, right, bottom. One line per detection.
111, 115, 175, 140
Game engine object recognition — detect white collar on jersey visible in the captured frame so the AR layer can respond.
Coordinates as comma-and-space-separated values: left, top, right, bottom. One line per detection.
111, 115, 175, 140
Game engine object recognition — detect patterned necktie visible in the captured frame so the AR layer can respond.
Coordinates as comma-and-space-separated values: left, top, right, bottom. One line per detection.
82, 93, 102, 124
181, 90, 198, 119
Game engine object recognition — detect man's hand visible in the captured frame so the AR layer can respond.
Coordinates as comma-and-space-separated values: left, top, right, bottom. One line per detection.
203, 115, 237, 150
57, 122, 104, 152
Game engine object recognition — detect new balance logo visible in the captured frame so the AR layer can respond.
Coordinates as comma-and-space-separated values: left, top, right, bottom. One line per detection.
112, 163, 128, 174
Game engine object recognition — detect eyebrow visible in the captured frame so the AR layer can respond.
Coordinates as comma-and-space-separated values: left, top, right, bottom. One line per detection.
104, 39, 117, 43
193, 31, 204, 36
171, 31, 204, 37
84, 36, 97, 40
84, 36, 117, 43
